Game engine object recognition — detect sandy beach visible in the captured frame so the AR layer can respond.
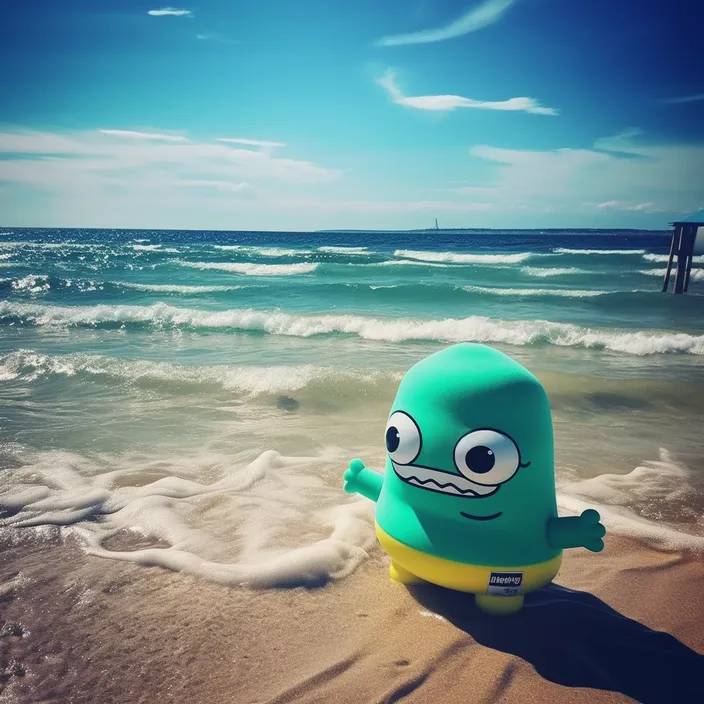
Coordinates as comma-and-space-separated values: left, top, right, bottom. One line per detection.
2, 528, 702, 704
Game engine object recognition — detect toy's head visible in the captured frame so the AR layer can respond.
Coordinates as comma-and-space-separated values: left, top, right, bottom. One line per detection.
383, 343, 557, 524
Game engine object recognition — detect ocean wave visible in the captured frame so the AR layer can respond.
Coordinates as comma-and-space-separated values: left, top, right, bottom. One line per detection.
0, 253, 13, 260
372, 259, 450, 268
394, 249, 533, 264
553, 248, 647, 255
318, 246, 369, 254
176, 261, 319, 275
463, 285, 607, 298
521, 266, 588, 277
212, 245, 312, 257
643, 254, 704, 264
11, 274, 51, 294
558, 449, 704, 551
132, 244, 180, 253
0, 349, 400, 395
2, 302, 702, 355
0, 241, 101, 250
638, 268, 704, 282
115, 282, 245, 294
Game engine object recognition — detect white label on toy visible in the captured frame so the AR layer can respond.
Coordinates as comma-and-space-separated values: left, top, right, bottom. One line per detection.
486, 571, 524, 596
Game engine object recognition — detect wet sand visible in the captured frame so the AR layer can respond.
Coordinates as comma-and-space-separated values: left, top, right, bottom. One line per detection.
1, 529, 703, 703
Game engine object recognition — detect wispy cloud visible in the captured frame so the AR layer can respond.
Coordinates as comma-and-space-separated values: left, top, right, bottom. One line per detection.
269, 197, 494, 214
378, 70, 557, 115
377, 0, 518, 46
662, 93, 704, 104
0, 129, 337, 188
196, 33, 237, 44
177, 180, 250, 193
588, 201, 664, 213
98, 129, 189, 142
464, 131, 704, 214
216, 138, 285, 149
147, 8, 192, 17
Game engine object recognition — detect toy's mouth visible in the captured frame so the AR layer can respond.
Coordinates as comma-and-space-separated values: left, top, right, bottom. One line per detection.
460, 511, 503, 521
391, 460, 498, 498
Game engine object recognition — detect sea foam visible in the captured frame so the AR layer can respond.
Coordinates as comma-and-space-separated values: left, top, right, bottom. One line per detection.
212, 245, 312, 257
521, 266, 588, 277
394, 250, 534, 264
2, 302, 703, 355
115, 282, 244, 294
1, 446, 701, 596
176, 261, 319, 275
638, 268, 704, 282
643, 254, 704, 264
132, 244, 180, 253
0, 446, 377, 588
553, 248, 647, 255
558, 449, 704, 551
0, 349, 401, 396
318, 246, 369, 254
463, 285, 607, 298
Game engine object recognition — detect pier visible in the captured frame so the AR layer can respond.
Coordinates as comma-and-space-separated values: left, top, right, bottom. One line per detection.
661, 210, 703, 294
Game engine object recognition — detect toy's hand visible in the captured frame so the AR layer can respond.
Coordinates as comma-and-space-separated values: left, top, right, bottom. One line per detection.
547, 509, 606, 552
343, 458, 366, 495
576, 509, 606, 552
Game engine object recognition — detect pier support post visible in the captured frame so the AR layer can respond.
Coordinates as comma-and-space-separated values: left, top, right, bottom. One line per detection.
661, 226, 678, 292
674, 225, 695, 295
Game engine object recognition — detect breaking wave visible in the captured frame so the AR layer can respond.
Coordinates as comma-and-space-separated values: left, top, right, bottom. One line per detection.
0, 349, 401, 396
317, 246, 369, 254
643, 254, 704, 264
394, 250, 534, 264
212, 245, 312, 257
639, 269, 704, 282
176, 261, 319, 275
115, 282, 245, 294
553, 248, 647, 255
2, 302, 702, 355
462, 285, 608, 298
521, 266, 588, 277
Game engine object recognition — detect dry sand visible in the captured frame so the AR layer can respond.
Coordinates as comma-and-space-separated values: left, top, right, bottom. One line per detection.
1, 529, 703, 704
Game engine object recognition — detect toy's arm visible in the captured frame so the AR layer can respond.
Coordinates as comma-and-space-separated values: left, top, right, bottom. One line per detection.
343, 458, 383, 502
547, 509, 606, 552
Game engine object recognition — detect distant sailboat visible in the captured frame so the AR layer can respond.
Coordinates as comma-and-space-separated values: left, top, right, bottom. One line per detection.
434, 218, 439, 230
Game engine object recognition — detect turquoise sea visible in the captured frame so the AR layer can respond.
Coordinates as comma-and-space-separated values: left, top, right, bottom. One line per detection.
1, 227, 703, 586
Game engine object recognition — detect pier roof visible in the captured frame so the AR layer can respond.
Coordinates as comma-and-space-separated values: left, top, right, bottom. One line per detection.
671, 210, 704, 226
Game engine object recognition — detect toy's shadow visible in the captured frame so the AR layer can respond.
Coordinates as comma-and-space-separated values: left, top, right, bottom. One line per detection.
408, 582, 703, 702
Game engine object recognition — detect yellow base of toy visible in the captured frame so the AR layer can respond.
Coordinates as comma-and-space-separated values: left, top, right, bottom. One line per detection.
377, 524, 562, 615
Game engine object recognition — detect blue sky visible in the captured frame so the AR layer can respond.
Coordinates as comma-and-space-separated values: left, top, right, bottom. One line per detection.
1, 0, 702, 230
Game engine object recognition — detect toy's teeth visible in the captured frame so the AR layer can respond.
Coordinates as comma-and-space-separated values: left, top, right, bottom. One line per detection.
407, 475, 476, 496
391, 461, 496, 497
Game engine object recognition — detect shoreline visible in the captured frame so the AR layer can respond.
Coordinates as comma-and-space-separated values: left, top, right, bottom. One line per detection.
2, 529, 702, 703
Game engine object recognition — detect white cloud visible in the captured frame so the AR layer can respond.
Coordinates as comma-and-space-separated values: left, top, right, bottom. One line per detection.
377, 0, 518, 46
148, 8, 192, 17
0, 129, 337, 189
177, 180, 250, 193
378, 70, 557, 115
662, 93, 704, 104
586, 201, 665, 213
196, 33, 236, 44
216, 138, 285, 149
464, 131, 704, 215
270, 198, 494, 213
98, 129, 189, 142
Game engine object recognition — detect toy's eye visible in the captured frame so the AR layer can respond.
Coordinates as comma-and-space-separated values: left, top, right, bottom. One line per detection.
454, 430, 521, 486
385, 411, 421, 465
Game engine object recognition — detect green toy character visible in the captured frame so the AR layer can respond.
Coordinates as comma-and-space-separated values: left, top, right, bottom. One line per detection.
343, 343, 605, 615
